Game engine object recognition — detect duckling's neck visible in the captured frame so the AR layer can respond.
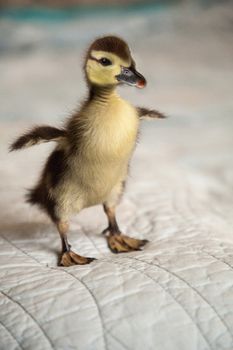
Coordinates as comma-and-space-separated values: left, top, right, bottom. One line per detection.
89, 85, 117, 105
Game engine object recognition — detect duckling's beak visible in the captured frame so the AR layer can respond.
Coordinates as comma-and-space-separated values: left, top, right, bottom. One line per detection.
116, 66, 147, 88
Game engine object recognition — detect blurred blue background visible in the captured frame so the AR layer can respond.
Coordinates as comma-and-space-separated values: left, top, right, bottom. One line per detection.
0, 0, 232, 128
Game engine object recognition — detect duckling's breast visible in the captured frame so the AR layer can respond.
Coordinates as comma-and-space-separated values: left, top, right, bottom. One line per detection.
69, 96, 139, 206
82, 97, 139, 159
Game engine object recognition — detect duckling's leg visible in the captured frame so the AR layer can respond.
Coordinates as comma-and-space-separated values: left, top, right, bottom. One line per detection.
57, 221, 96, 266
102, 187, 148, 253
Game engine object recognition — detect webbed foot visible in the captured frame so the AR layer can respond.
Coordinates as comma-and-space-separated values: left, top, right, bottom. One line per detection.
103, 229, 148, 254
60, 251, 96, 267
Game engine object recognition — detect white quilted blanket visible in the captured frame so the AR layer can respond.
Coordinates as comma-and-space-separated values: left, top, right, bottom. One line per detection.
1, 3, 233, 349
1, 121, 233, 350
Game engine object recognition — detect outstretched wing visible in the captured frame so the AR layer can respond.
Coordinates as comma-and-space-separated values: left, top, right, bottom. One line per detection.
9, 125, 67, 151
136, 107, 167, 120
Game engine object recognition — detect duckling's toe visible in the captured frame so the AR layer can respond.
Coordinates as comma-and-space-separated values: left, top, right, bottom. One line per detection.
106, 234, 148, 254
60, 251, 96, 267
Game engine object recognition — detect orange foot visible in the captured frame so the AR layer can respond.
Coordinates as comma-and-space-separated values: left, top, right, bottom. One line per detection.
60, 251, 96, 267
106, 234, 148, 254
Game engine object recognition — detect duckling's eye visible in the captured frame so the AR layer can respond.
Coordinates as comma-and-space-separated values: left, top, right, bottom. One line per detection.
99, 58, 112, 66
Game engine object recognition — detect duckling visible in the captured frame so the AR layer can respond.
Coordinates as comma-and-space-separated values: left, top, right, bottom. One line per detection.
10, 36, 166, 267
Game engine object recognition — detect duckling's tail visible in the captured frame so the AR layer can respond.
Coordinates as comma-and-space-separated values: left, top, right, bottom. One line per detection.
9, 125, 67, 151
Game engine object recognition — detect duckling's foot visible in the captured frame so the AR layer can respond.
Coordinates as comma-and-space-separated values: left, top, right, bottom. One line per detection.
104, 232, 148, 254
60, 251, 96, 267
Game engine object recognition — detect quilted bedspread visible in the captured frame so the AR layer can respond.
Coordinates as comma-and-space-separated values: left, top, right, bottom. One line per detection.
1, 3, 233, 350
1, 120, 233, 350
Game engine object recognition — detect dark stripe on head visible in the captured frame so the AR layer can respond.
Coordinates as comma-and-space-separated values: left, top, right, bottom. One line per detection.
87, 36, 131, 62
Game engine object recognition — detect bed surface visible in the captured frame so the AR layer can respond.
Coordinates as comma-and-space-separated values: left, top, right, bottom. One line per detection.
1, 121, 233, 350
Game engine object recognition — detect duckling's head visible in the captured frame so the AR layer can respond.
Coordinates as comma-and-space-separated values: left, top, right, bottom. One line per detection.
85, 36, 146, 89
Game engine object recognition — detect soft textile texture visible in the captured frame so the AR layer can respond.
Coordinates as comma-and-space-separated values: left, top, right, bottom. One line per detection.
0, 120, 233, 350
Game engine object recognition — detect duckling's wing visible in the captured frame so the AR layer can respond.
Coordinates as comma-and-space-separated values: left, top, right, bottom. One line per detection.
9, 126, 67, 151
136, 107, 167, 120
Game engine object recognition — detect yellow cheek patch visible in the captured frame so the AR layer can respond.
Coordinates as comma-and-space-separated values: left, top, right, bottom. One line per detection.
86, 56, 123, 85
86, 50, 131, 85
